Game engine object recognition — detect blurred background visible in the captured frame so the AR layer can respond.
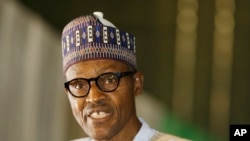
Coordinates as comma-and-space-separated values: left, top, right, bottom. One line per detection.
0, 0, 249, 141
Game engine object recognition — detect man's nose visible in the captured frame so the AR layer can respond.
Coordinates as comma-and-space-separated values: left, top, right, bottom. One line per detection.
85, 81, 107, 104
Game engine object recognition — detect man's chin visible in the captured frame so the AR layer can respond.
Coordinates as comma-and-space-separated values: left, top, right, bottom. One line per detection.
88, 132, 111, 141
84, 126, 117, 140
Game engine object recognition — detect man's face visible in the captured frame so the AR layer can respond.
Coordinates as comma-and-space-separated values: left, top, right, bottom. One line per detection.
65, 60, 143, 140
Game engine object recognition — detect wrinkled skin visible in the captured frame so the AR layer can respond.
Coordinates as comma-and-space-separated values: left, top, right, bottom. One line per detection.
65, 60, 144, 141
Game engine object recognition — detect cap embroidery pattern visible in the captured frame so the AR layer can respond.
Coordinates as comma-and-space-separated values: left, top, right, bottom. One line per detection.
61, 14, 136, 73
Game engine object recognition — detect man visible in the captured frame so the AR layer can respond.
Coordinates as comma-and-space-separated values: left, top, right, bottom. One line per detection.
62, 11, 189, 141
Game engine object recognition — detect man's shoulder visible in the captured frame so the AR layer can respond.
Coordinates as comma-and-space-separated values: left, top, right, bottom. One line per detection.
150, 131, 191, 141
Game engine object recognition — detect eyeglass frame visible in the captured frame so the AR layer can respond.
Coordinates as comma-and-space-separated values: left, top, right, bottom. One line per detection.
64, 71, 136, 98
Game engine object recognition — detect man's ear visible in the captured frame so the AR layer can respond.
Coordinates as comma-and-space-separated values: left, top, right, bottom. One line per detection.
64, 88, 69, 96
133, 72, 144, 97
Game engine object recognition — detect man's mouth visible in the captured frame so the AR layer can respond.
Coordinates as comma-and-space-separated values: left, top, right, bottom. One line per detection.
90, 111, 111, 119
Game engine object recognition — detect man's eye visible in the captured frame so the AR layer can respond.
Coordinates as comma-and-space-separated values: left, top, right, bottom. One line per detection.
104, 76, 116, 84
74, 83, 83, 89
72, 80, 87, 89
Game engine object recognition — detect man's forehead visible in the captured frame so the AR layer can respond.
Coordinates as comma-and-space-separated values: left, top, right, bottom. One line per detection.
65, 60, 128, 79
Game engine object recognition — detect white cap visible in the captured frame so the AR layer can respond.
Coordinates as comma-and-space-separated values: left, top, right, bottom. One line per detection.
93, 11, 117, 28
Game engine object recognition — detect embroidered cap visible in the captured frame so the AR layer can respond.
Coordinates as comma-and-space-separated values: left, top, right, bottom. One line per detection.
61, 12, 136, 74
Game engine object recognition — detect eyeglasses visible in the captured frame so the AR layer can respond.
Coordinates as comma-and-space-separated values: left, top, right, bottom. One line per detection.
64, 71, 136, 98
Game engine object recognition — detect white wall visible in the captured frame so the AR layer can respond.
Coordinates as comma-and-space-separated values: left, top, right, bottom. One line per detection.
0, 0, 68, 141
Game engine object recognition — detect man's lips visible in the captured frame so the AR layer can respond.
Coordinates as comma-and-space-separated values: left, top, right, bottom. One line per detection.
90, 111, 111, 119
86, 108, 112, 120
